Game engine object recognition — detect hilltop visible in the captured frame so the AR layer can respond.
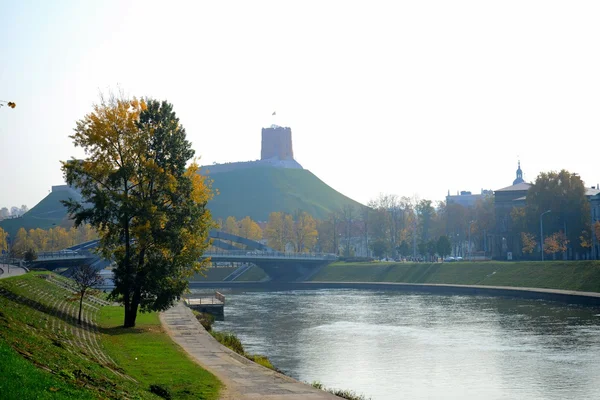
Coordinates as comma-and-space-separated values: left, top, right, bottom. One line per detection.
206, 166, 364, 221
0, 187, 81, 236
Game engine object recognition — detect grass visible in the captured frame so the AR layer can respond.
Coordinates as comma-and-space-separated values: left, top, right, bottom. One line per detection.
234, 265, 267, 281
207, 166, 364, 221
0, 272, 221, 400
311, 260, 600, 292
97, 307, 221, 400
0, 340, 95, 400
0, 272, 145, 399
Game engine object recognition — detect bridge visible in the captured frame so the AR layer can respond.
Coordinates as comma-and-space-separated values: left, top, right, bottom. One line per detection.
32, 231, 338, 281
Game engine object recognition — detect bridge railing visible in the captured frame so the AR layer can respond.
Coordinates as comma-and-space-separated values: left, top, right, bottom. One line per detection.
202, 250, 338, 261
36, 251, 91, 259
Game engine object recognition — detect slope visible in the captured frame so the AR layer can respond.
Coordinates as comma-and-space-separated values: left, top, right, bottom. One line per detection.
206, 166, 364, 221
0, 188, 81, 236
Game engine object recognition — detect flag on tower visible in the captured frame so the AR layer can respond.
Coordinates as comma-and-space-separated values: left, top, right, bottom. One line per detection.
272, 111, 276, 116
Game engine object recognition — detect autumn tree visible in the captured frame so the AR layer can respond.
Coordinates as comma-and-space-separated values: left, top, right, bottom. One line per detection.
62, 96, 213, 328
223, 216, 239, 236
292, 211, 318, 252
11, 227, 31, 257
264, 212, 293, 251
238, 216, 262, 241
521, 232, 537, 254
0, 227, 8, 254
544, 231, 569, 258
71, 264, 104, 324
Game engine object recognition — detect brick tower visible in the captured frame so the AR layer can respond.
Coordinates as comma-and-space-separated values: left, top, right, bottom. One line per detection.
260, 125, 294, 161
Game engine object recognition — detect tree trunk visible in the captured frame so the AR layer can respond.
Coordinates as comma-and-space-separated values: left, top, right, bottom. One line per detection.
78, 291, 85, 324
125, 287, 141, 327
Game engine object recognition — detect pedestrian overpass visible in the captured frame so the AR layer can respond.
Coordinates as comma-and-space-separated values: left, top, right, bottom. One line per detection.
32, 230, 337, 281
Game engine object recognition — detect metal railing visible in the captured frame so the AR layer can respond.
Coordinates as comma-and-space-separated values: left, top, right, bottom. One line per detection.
36, 251, 91, 259
202, 250, 338, 261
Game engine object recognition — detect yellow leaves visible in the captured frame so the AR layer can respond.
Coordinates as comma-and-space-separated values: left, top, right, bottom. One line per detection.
185, 161, 215, 204
521, 232, 537, 254
239, 216, 263, 241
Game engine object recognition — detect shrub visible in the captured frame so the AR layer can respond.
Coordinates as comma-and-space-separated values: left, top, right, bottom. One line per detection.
210, 331, 245, 355
194, 312, 215, 331
247, 354, 274, 370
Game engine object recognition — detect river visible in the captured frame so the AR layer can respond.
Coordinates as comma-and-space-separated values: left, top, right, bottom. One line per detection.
191, 288, 600, 400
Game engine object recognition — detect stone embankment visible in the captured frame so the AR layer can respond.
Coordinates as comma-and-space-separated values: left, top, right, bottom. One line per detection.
160, 302, 338, 400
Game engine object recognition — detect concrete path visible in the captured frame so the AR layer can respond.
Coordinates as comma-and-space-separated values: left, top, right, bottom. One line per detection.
160, 302, 339, 400
0, 264, 27, 279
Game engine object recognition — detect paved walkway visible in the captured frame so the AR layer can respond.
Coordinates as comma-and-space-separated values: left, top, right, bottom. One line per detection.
0, 264, 27, 279
160, 302, 338, 400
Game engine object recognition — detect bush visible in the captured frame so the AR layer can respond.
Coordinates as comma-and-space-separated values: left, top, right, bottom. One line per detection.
246, 354, 274, 370
210, 330, 278, 371
149, 384, 172, 400
193, 311, 215, 331
210, 331, 245, 355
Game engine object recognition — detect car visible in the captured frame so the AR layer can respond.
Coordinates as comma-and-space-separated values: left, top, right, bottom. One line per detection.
444, 257, 456, 262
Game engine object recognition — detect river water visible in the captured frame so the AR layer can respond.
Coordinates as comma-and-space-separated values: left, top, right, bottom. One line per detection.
192, 288, 600, 400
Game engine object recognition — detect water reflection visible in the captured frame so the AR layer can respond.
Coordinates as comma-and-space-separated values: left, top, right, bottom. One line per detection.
195, 288, 600, 400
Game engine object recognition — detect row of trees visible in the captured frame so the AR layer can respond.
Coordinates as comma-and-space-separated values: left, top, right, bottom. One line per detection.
216, 212, 319, 253
214, 170, 596, 261
0, 224, 97, 257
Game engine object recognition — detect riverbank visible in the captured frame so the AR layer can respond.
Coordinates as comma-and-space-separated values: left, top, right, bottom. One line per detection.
311, 260, 600, 292
160, 302, 340, 399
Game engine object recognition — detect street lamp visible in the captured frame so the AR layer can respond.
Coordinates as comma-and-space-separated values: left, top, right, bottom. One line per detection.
540, 210, 551, 262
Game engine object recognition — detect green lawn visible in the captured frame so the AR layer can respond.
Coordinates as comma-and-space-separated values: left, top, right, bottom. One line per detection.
312, 260, 600, 292
0, 272, 222, 400
98, 307, 221, 400
0, 272, 146, 399
0, 340, 95, 400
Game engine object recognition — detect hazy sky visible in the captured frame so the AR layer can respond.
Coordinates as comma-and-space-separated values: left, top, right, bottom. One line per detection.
1, 1, 598, 210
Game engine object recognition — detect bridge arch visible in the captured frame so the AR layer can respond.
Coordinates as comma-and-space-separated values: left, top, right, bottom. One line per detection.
209, 231, 272, 251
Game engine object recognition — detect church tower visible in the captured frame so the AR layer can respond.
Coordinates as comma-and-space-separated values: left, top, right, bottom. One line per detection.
513, 160, 524, 185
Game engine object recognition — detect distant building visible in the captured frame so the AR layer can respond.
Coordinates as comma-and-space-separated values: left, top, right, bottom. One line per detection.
491, 161, 600, 259
446, 189, 493, 208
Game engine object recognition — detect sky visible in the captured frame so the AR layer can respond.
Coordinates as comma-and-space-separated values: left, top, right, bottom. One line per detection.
1, 0, 598, 210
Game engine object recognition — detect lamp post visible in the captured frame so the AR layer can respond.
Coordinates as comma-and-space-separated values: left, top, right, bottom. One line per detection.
540, 210, 551, 262
468, 221, 475, 261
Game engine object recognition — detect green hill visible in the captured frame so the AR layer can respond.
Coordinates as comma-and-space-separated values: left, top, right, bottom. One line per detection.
207, 166, 364, 221
1, 166, 362, 237
0, 189, 81, 236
